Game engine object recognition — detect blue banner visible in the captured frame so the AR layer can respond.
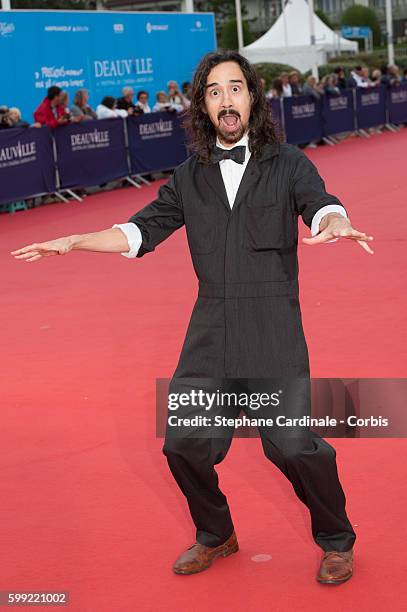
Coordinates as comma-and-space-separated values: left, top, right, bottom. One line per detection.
322, 91, 355, 136
127, 112, 188, 174
53, 118, 128, 188
0, 10, 216, 123
355, 86, 386, 129
0, 126, 56, 205
283, 95, 322, 145
388, 84, 407, 124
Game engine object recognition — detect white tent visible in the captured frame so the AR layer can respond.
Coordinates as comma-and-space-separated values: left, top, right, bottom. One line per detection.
242, 0, 358, 73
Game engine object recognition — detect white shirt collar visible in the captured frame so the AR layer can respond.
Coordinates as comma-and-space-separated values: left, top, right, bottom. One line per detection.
216, 130, 249, 150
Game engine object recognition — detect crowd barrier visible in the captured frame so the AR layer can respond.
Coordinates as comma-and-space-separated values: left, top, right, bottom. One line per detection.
1, 85, 407, 206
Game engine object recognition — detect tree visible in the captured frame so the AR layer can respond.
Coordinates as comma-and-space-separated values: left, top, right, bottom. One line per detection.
197, 0, 250, 46
340, 4, 382, 47
315, 9, 334, 30
221, 17, 255, 50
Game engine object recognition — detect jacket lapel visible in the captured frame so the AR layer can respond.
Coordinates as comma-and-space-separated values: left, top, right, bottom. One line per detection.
201, 161, 230, 214
199, 141, 280, 214
231, 155, 261, 213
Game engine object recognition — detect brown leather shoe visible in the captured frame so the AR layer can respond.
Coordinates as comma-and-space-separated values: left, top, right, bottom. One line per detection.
317, 548, 354, 584
172, 531, 239, 575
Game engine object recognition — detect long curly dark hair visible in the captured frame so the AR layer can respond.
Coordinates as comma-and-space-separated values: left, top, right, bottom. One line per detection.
182, 50, 282, 164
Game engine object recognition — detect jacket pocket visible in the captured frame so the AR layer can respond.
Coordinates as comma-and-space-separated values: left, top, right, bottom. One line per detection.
244, 204, 296, 251
185, 210, 217, 254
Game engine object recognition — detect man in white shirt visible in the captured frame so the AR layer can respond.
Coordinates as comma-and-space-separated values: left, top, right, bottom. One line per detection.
11, 51, 373, 585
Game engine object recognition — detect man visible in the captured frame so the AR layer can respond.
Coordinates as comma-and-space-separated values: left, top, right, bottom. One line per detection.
33, 86, 69, 128
280, 72, 292, 97
11, 51, 373, 584
289, 70, 303, 96
116, 86, 143, 115
347, 66, 369, 89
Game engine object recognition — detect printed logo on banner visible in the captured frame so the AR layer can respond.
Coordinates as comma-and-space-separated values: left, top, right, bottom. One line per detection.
70, 129, 110, 151
139, 118, 173, 140
44, 25, 89, 33
34, 66, 85, 90
361, 92, 380, 106
292, 102, 315, 119
0, 140, 36, 169
329, 96, 348, 111
391, 89, 407, 104
146, 22, 169, 34
190, 20, 208, 32
93, 58, 153, 78
0, 22, 15, 37
113, 24, 124, 34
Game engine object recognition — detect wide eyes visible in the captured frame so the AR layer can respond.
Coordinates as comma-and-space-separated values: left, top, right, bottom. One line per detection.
209, 85, 241, 97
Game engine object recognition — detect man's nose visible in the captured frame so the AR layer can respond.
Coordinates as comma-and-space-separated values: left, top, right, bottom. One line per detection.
221, 90, 233, 107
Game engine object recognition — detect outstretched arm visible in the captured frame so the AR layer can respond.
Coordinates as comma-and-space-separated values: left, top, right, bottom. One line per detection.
291, 151, 374, 255
11, 171, 184, 263
10, 228, 131, 262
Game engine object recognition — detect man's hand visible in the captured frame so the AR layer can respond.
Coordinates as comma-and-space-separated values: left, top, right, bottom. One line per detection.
302, 213, 374, 254
10, 237, 74, 262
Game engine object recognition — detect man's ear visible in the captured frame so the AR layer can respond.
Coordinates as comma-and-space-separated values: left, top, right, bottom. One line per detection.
201, 102, 207, 114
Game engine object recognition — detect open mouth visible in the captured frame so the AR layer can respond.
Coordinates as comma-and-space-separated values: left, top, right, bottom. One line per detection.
219, 113, 240, 132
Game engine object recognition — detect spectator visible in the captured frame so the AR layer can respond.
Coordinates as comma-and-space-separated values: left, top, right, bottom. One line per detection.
302, 75, 322, 100
71, 89, 97, 121
271, 77, 283, 98
117, 87, 142, 116
380, 64, 400, 88
281, 72, 292, 97
182, 81, 192, 101
347, 66, 369, 88
152, 91, 177, 112
371, 69, 382, 86
33, 86, 69, 127
7, 107, 30, 128
360, 67, 373, 87
334, 67, 347, 91
321, 74, 341, 96
388, 64, 401, 86
135, 90, 151, 114
289, 70, 303, 96
167, 80, 189, 110
0, 106, 13, 129
402, 68, 407, 83
96, 96, 127, 119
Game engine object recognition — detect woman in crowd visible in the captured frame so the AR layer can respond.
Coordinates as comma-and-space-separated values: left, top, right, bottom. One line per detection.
321, 74, 341, 96
96, 96, 128, 119
71, 89, 97, 121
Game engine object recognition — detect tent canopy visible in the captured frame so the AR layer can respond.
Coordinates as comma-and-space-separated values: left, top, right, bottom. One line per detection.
242, 0, 358, 73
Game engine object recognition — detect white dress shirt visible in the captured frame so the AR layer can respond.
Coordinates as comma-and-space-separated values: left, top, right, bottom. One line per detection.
112, 132, 347, 258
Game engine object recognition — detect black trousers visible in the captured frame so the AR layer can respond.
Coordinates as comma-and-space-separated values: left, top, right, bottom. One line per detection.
162, 377, 356, 553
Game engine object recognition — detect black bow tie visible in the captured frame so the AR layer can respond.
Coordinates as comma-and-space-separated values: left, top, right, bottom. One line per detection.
210, 145, 246, 164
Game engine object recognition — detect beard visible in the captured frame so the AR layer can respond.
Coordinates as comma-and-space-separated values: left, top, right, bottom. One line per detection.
215, 109, 247, 144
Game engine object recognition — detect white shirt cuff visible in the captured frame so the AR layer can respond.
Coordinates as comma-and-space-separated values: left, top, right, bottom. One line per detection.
112, 222, 142, 258
311, 204, 348, 243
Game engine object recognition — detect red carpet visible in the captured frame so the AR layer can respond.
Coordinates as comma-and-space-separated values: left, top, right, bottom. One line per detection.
2, 130, 406, 611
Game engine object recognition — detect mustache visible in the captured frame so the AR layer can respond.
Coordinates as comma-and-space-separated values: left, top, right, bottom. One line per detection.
218, 109, 241, 120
